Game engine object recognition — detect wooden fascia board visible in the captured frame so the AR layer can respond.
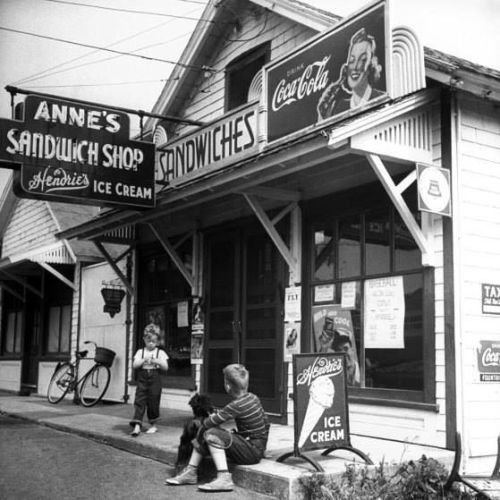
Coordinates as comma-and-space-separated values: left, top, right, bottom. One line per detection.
37, 262, 76, 291
239, 186, 301, 202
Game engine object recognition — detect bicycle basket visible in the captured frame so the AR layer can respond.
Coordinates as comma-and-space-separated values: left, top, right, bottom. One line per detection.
95, 347, 116, 367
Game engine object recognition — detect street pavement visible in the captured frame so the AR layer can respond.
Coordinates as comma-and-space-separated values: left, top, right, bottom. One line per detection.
0, 414, 274, 500
0, 391, 458, 499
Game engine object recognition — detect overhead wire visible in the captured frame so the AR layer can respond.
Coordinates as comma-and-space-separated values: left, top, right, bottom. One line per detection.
12, 15, 184, 86
41, 0, 218, 24
0, 26, 216, 73
21, 78, 179, 89
14, 29, 193, 86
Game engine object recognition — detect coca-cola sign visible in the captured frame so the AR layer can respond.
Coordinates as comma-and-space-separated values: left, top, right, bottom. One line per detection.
265, 0, 389, 143
477, 341, 500, 382
0, 95, 155, 208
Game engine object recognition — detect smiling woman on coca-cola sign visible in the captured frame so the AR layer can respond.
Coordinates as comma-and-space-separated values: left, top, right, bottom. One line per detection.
317, 27, 384, 121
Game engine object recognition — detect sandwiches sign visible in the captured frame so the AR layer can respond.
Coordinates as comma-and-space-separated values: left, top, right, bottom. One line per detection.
0, 95, 155, 208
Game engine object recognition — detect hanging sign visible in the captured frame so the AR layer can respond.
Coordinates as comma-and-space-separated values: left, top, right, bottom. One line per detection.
417, 163, 451, 217
293, 353, 349, 451
265, 0, 390, 143
476, 340, 500, 382
156, 102, 258, 186
0, 95, 155, 208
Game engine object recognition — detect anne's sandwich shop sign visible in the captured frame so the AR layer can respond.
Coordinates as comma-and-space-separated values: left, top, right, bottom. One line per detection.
0, 95, 155, 208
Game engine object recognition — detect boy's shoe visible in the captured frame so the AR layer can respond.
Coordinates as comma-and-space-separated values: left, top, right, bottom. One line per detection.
198, 472, 234, 492
165, 466, 198, 485
145, 425, 157, 434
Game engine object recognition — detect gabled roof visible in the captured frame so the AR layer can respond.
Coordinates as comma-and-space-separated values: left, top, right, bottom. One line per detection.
148, 0, 500, 134
146, 0, 340, 133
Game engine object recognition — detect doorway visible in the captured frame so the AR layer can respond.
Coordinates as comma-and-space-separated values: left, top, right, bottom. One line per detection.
203, 224, 286, 416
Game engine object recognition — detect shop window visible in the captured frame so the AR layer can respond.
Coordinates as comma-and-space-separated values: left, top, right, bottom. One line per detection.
1, 310, 22, 354
309, 203, 433, 404
138, 238, 193, 389
225, 43, 269, 111
46, 305, 71, 354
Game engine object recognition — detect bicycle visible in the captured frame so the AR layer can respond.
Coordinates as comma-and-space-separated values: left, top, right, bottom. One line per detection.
47, 341, 116, 407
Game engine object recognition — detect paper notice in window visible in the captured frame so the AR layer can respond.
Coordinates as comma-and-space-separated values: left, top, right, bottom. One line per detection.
177, 300, 189, 328
364, 276, 405, 349
285, 286, 302, 322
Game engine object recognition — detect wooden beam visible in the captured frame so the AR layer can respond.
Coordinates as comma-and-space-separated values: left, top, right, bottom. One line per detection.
365, 153, 434, 266
0, 269, 43, 297
148, 223, 194, 290
92, 241, 135, 298
243, 194, 298, 275
239, 186, 301, 202
38, 262, 76, 291
0, 281, 24, 301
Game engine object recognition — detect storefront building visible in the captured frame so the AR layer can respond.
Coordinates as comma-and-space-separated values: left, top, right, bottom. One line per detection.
55, 0, 500, 474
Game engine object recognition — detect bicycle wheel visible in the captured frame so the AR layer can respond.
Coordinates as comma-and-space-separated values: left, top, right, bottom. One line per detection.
47, 363, 74, 404
79, 364, 111, 407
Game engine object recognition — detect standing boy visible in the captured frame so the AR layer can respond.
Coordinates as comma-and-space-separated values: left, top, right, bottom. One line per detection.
166, 363, 269, 492
129, 330, 168, 436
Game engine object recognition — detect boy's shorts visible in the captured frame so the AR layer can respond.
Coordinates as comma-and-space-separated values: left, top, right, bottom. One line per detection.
194, 427, 265, 465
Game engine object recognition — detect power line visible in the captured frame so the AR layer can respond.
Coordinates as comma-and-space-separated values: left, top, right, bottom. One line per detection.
14, 29, 192, 86
23, 78, 179, 89
0, 26, 216, 73
41, 0, 214, 23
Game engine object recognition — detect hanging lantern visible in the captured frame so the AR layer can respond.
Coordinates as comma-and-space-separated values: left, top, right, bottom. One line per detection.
101, 285, 126, 317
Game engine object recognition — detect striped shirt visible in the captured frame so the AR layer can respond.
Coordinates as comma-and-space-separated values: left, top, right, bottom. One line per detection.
203, 392, 269, 441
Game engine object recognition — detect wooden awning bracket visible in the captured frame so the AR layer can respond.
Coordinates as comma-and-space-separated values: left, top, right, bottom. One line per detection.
0, 269, 43, 297
242, 194, 302, 284
92, 240, 135, 298
365, 153, 435, 267
148, 223, 195, 291
0, 281, 25, 302
37, 262, 76, 291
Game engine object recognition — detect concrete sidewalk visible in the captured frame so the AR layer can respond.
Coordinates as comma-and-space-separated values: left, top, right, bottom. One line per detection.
0, 392, 455, 499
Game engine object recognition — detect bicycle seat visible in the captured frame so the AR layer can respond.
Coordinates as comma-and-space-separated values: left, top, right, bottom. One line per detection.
76, 350, 88, 359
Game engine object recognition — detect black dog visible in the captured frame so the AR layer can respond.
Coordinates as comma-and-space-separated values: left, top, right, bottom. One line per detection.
174, 393, 214, 473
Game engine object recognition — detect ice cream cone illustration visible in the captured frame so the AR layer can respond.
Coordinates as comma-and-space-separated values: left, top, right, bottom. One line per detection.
298, 376, 334, 448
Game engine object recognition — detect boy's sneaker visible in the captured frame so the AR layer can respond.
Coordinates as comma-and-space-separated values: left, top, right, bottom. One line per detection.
198, 472, 234, 491
165, 466, 197, 485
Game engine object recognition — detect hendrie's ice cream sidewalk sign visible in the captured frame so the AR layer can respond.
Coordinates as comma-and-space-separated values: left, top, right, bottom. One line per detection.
0, 95, 155, 208
277, 353, 372, 471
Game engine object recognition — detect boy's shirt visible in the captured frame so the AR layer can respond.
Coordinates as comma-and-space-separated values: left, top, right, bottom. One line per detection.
133, 348, 168, 369
203, 392, 269, 442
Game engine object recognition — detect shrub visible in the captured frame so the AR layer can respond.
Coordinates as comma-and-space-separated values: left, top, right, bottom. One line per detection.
300, 455, 478, 499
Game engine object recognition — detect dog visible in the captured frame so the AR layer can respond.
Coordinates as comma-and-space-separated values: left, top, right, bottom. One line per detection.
174, 393, 214, 473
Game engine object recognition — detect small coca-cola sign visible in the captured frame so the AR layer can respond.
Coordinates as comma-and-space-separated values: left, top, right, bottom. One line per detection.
477, 340, 500, 382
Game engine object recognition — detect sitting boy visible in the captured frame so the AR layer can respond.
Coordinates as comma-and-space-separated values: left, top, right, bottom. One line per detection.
166, 363, 269, 492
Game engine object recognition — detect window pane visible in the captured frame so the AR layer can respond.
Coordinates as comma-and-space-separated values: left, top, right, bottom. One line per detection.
210, 240, 235, 307
339, 216, 361, 278
365, 212, 390, 275
313, 228, 335, 281
365, 273, 423, 390
14, 312, 22, 353
246, 307, 276, 339
5, 312, 16, 352
47, 306, 61, 353
246, 237, 276, 304
395, 214, 421, 271
245, 348, 275, 398
60, 305, 71, 353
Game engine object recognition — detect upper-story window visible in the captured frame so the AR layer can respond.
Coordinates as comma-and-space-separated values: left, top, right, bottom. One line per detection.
225, 43, 270, 111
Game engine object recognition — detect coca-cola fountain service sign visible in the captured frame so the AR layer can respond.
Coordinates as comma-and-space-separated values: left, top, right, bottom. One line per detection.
264, 0, 389, 143
477, 340, 500, 382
